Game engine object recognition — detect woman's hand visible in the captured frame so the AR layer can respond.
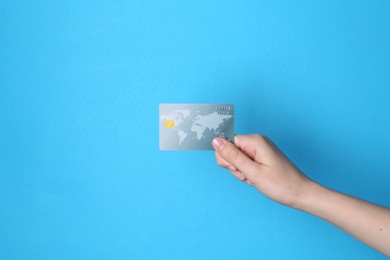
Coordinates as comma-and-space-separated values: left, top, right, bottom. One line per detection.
212, 134, 311, 208
212, 134, 390, 257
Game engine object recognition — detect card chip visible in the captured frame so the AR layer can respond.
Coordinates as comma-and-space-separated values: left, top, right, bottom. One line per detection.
165, 119, 175, 128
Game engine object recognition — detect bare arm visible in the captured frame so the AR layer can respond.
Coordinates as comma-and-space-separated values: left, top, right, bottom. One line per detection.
212, 134, 390, 257
299, 181, 390, 255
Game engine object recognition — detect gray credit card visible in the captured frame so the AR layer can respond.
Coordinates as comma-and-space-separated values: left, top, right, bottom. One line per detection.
159, 104, 234, 150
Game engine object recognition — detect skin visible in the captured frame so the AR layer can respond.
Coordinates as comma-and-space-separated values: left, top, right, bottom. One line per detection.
212, 134, 390, 257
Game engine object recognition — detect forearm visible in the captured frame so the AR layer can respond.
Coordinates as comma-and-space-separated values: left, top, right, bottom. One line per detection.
297, 181, 390, 257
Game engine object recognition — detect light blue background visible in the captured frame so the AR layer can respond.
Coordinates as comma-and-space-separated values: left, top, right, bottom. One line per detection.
1, 0, 389, 259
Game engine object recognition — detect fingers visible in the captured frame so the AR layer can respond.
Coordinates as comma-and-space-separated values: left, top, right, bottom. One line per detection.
228, 169, 248, 182
215, 151, 248, 182
234, 134, 276, 165
212, 137, 259, 174
215, 151, 238, 171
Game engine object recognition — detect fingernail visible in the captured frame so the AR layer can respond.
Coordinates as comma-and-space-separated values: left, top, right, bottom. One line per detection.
212, 137, 225, 151
227, 165, 238, 172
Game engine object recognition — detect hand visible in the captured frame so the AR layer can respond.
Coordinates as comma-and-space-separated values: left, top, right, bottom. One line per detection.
213, 134, 390, 257
212, 134, 312, 208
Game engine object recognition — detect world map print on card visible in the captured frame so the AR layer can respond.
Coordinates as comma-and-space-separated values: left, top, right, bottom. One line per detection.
159, 104, 234, 150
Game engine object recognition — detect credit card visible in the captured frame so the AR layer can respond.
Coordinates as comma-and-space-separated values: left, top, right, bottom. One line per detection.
159, 104, 234, 150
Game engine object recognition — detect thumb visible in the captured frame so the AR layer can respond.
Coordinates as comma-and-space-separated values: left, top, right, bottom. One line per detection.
212, 137, 259, 174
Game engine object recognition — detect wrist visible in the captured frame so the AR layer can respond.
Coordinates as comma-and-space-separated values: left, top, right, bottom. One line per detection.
292, 178, 328, 212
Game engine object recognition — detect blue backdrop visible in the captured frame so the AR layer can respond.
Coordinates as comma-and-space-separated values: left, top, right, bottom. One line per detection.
1, 0, 389, 259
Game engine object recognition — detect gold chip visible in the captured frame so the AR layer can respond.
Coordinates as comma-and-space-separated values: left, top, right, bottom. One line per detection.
165, 119, 175, 128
